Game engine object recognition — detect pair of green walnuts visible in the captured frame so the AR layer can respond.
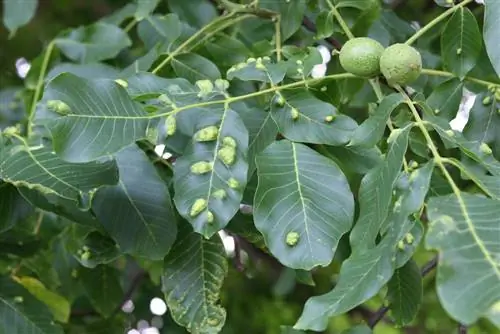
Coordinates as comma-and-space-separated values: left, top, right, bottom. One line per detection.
339, 37, 422, 86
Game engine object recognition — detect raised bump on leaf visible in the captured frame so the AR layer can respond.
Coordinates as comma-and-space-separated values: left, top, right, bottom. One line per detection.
194, 125, 219, 142
212, 189, 226, 200
46, 100, 71, 115
227, 178, 240, 189
207, 211, 214, 224
286, 231, 300, 246
222, 136, 237, 148
165, 115, 177, 136
191, 161, 213, 174
290, 107, 299, 120
218, 146, 236, 166
190, 198, 207, 217
480, 142, 493, 155
114, 79, 128, 88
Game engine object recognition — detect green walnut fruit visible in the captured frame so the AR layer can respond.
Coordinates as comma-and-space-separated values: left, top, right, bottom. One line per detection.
339, 37, 385, 78
380, 43, 422, 86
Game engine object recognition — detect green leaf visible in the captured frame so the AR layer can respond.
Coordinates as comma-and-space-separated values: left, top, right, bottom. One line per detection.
79, 265, 123, 318
261, 0, 306, 40
15, 276, 71, 323
425, 78, 464, 121
227, 58, 288, 84
135, 0, 160, 20
233, 101, 278, 177
349, 93, 405, 147
19, 188, 101, 228
295, 160, 433, 331
167, 0, 217, 28
484, 0, 500, 77
321, 145, 382, 175
39, 73, 151, 163
419, 101, 500, 176
271, 90, 358, 146
349, 126, 411, 250
463, 93, 500, 159
335, 0, 377, 11
426, 193, 500, 325
46, 63, 120, 82
137, 14, 182, 51
395, 219, 424, 268
72, 231, 121, 269
387, 260, 422, 326
205, 34, 251, 68
316, 11, 334, 39
54, 23, 131, 63
172, 53, 221, 83
254, 140, 354, 270
441, 7, 482, 79
173, 107, 248, 238
2, 0, 37, 37
93, 144, 177, 260
0, 277, 64, 334
100, 3, 137, 25
0, 136, 118, 205
162, 222, 228, 332
0, 183, 33, 233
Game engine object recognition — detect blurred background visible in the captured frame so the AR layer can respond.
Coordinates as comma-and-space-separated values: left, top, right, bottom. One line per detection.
0, 1, 496, 333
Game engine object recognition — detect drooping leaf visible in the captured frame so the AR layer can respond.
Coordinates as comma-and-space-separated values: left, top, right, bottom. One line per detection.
0, 277, 64, 333
463, 93, 500, 160
135, 0, 160, 20
254, 140, 354, 270
54, 23, 131, 63
321, 145, 382, 175
270, 90, 358, 146
232, 101, 278, 177
295, 160, 433, 331
172, 53, 221, 83
2, 0, 38, 37
38, 73, 151, 163
227, 58, 288, 84
387, 260, 422, 326
162, 222, 228, 332
93, 144, 177, 260
167, 0, 217, 28
100, 2, 137, 25
261, 0, 306, 40
46, 63, 120, 82
441, 7, 482, 79
15, 276, 71, 323
0, 183, 33, 233
173, 107, 248, 237
425, 78, 464, 121
72, 231, 121, 269
484, 0, 500, 77
349, 93, 405, 147
137, 14, 182, 51
426, 193, 500, 325
349, 126, 411, 250
316, 11, 334, 39
79, 265, 123, 318
19, 188, 101, 228
0, 136, 118, 205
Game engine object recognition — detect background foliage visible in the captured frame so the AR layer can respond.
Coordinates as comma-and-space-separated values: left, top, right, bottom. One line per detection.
1, 0, 499, 333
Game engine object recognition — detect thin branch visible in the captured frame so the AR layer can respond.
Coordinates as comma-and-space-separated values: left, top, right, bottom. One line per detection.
111, 270, 147, 316
368, 256, 438, 328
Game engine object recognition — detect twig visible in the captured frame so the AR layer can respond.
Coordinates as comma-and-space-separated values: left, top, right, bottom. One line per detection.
230, 233, 283, 277
111, 270, 147, 316
368, 256, 438, 328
